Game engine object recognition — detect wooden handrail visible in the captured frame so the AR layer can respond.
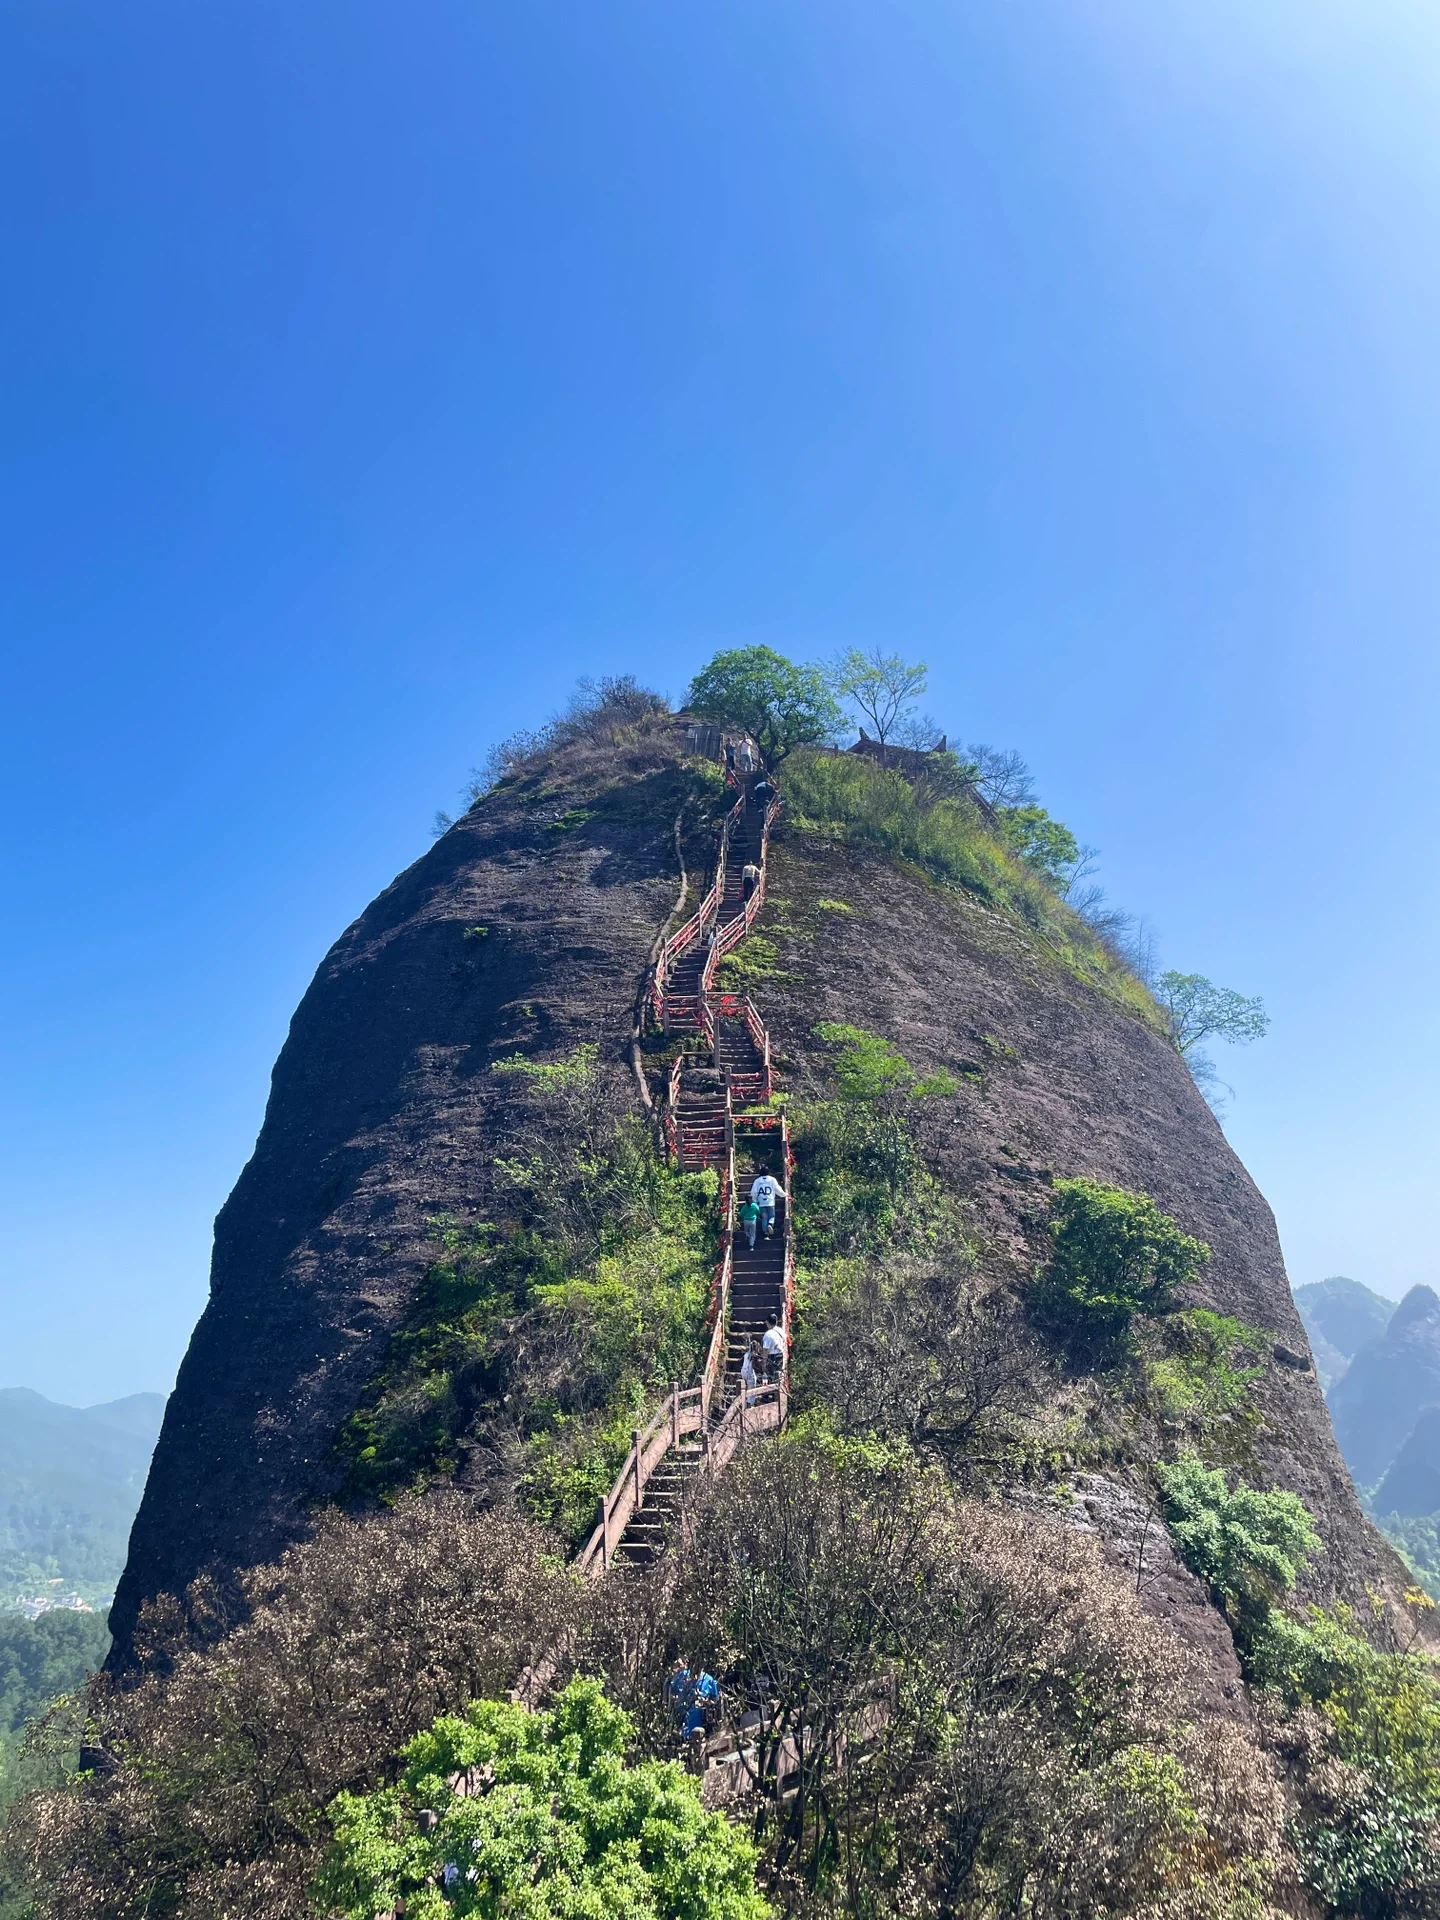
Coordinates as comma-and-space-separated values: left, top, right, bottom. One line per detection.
581, 778, 789, 1580
698, 1140, 737, 1414
654, 791, 748, 994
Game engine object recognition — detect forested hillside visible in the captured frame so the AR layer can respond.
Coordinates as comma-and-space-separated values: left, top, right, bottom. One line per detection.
0, 1392, 164, 1611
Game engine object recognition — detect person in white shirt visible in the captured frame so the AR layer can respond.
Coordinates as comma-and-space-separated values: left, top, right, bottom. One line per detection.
761, 1320, 786, 1383
749, 1172, 786, 1238
739, 1344, 759, 1405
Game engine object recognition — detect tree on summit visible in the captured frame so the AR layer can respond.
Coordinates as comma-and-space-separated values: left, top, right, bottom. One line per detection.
686, 647, 840, 762
829, 646, 928, 760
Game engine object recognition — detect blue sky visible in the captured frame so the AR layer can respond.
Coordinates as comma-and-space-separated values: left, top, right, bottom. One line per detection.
4, 0, 1440, 1402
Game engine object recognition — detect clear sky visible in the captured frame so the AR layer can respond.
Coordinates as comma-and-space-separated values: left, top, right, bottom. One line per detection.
4, 0, 1440, 1403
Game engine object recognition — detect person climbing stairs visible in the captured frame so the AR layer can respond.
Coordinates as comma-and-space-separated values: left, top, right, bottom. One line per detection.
592, 753, 790, 1570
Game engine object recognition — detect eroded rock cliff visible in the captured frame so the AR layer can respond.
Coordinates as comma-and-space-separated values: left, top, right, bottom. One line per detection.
112, 722, 1405, 1674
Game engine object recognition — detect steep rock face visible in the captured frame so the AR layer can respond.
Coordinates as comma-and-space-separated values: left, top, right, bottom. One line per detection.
110, 728, 715, 1662
758, 829, 1408, 1619
113, 733, 1406, 1665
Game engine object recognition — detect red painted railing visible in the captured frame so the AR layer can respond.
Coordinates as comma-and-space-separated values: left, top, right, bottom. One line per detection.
578, 1139, 738, 1576
584, 768, 790, 1574
650, 788, 749, 1019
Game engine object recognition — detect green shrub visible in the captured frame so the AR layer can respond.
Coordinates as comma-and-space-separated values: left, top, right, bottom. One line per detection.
1032, 1178, 1209, 1360
1248, 1600, 1440, 1915
1158, 1453, 1320, 1622
793, 1026, 959, 1260
996, 802, 1081, 886
338, 1049, 719, 1540
315, 1678, 770, 1920
1145, 1309, 1268, 1426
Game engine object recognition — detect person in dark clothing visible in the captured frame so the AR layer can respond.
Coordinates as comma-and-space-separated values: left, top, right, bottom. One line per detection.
752, 777, 774, 809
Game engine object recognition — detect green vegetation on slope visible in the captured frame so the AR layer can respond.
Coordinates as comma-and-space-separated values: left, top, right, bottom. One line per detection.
317, 1678, 769, 1920
1031, 1177, 1211, 1363
778, 747, 1160, 1018
339, 1047, 720, 1549
0, 1612, 109, 1797
1161, 1455, 1440, 1917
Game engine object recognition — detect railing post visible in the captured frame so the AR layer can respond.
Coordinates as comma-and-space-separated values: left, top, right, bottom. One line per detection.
600, 1496, 610, 1573
671, 1382, 679, 1447
633, 1429, 643, 1510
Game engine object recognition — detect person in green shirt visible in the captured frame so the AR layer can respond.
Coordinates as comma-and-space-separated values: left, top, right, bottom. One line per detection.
738, 1194, 760, 1249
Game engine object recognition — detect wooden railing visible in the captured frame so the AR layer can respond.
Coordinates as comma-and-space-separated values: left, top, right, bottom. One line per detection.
585, 773, 789, 1578
649, 788, 749, 1020
577, 1382, 707, 1576
699, 1144, 737, 1410
703, 1378, 787, 1481
577, 1140, 739, 1576
662, 1051, 684, 1160
700, 794, 782, 993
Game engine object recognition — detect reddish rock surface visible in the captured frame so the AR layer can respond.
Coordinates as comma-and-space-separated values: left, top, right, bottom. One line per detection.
111, 732, 1411, 1673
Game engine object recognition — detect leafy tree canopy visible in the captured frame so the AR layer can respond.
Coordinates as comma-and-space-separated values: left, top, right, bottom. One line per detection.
996, 804, 1081, 890
317, 1677, 770, 1920
685, 647, 840, 763
0, 1609, 109, 1783
1153, 972, 1268, 1059
828, 647, 928, 751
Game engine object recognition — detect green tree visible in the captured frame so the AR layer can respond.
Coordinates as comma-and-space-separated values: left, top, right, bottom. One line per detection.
1153, 972, 1269, 1060
685, 647, 840, 763
1033, 1178, 1210, 1359
996, 804, 1082, 889
316, 1677, 770, 1920
1158, 1453, 1320, 1622
829, 647, 928, 759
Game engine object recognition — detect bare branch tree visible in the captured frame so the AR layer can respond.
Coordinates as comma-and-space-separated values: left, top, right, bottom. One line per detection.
831, 648, 929, 759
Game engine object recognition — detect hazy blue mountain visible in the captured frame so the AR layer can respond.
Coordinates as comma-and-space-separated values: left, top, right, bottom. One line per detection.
1292, 1276, 1395, 1391
0, 1389, 165, 1607
1374, 1405, 1440, 1519
1329, 1286, 1440, 1489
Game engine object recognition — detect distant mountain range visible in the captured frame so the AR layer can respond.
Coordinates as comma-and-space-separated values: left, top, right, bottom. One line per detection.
0, 1389, 166, 1611
1294, 1277, 1440, 1597
1292, 1276, 1394, 1393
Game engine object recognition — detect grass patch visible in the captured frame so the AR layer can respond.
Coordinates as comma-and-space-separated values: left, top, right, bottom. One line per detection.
781, 748, 1158, 1018
1144, 1309, 1268, 1426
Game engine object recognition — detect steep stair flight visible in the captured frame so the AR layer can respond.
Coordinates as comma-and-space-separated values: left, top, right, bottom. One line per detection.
579, 758, 793, 1573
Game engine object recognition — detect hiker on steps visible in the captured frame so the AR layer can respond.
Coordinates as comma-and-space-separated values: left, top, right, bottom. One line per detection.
762, 1319, 786, 1383
749, 1170, 786, 1239
741, 860, 761, 903
667, 1658, 694, 1729
740, 1341, 761, 1405
751, 775, 774, 810
738, 1191, 760, 1250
